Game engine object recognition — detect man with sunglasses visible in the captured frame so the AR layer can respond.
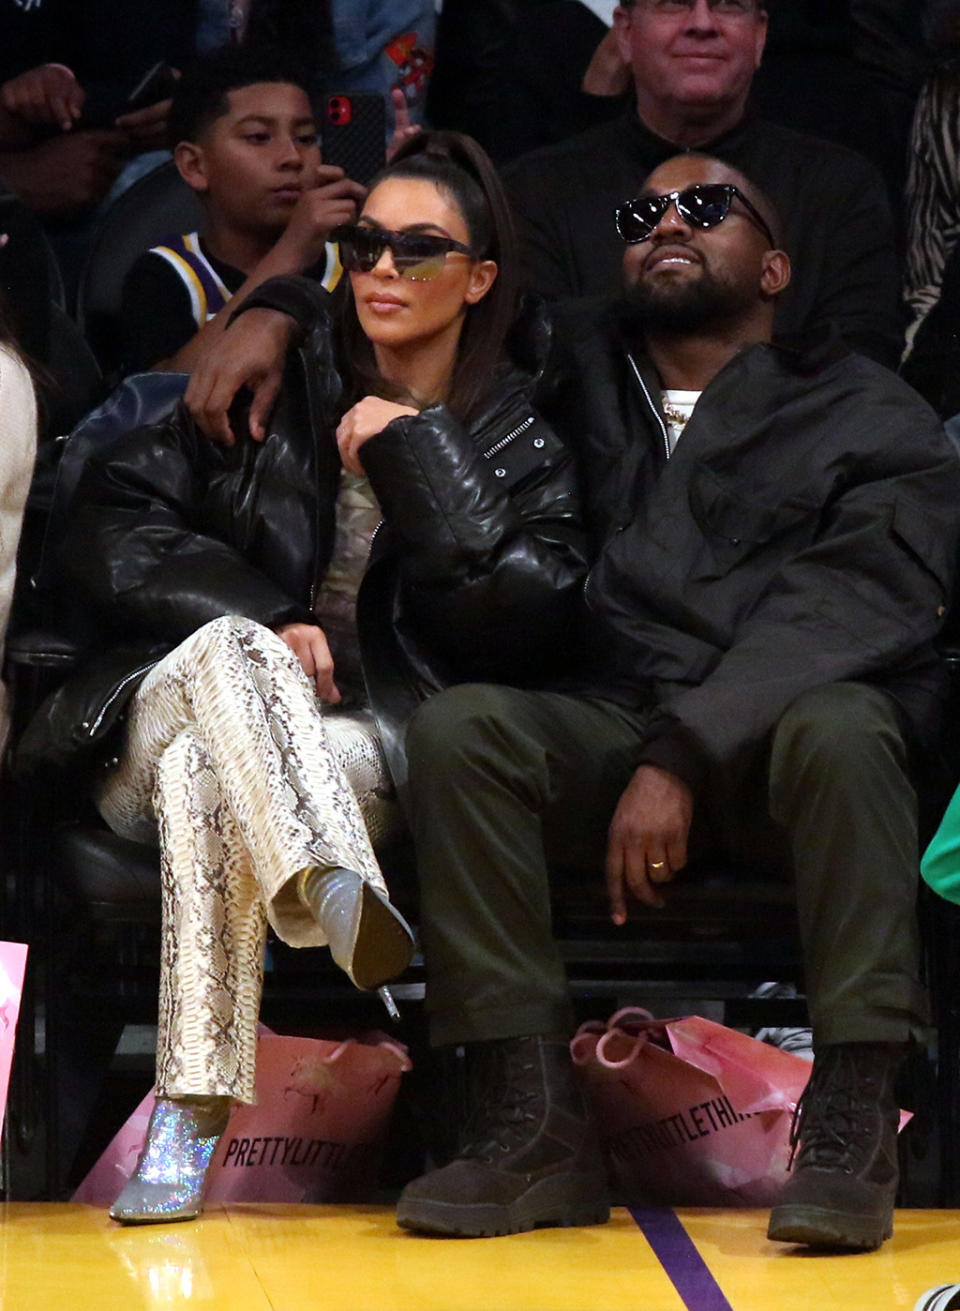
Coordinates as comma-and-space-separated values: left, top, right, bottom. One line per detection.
394, 153, 960, 1250
504, 0, 903, 367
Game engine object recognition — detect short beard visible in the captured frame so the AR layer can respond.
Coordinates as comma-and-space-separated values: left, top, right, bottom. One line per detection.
620, 270, 751, 338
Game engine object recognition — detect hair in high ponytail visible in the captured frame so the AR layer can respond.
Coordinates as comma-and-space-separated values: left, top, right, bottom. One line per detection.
339, 129, 520, 420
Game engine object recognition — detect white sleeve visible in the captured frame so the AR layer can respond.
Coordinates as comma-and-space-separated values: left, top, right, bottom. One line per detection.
0, 346, 38, 752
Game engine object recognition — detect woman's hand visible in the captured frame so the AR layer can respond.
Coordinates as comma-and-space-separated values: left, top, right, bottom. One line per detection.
582, 28, 631, 98
336, 396, 418, 474
186, 307, 296, 446
276, 622, 341, 703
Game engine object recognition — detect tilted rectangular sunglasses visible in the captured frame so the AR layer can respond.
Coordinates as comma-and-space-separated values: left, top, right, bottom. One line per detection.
614, 183, 776, 249
332, 224, 475, 280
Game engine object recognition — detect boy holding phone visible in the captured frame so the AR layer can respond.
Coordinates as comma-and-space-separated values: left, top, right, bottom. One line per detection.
119, 46, 370, 375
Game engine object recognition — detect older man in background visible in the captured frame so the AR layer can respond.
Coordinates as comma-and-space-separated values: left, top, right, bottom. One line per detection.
505, 0, 904, 365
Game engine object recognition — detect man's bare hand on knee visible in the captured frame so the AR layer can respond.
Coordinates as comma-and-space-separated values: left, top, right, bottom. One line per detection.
605, 765, 693, 923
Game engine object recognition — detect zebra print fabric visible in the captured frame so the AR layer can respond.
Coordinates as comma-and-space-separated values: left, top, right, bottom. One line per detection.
905, 68, 960, 349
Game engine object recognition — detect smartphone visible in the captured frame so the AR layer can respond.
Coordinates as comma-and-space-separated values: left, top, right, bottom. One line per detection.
126, 62, 178, 111
78, 63, 176, 129
322, 93, 386, 187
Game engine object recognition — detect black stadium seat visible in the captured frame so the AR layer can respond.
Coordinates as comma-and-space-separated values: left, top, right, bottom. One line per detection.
76, 160, 204, 379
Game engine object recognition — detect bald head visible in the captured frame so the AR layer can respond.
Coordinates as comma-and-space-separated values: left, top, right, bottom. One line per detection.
618, 152, 791, 344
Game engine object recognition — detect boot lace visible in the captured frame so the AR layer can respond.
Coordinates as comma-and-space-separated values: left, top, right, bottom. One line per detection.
458, 1041, 543, 1163
787, 1046, 885, 1174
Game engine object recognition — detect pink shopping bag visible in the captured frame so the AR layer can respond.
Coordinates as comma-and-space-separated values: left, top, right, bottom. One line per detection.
571, 1007, 910, 1207
0, 941, 28, 1143
74, 1028, 412, 1206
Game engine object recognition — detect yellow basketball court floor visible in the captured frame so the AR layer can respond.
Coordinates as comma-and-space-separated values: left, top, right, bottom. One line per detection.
1, 1204, 958, 1310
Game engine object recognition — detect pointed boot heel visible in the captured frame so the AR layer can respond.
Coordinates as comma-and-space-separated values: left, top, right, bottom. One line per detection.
300, 866, 414, 991
109, 1095, 231, 1225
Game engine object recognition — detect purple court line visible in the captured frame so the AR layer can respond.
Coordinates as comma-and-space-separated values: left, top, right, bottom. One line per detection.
630, 1208, 735, 1311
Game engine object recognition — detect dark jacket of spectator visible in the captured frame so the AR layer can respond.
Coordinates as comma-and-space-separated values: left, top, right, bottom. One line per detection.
541, 299, 959, 789
751, 0, 922, 228
427, 0, 617, 165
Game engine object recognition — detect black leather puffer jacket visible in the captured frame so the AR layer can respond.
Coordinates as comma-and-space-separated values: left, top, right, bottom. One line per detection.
19, 297, 589, 788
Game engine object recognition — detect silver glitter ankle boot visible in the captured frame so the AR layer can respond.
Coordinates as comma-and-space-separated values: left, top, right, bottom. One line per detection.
299, 866, 414, 991
109, 1095, 231, 1225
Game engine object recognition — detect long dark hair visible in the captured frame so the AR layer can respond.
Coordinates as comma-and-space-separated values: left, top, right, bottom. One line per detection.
0, 293, 17, 352
338, 130, 520, 420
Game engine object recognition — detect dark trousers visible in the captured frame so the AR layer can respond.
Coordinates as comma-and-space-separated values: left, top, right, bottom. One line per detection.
404, 681, 930, 1048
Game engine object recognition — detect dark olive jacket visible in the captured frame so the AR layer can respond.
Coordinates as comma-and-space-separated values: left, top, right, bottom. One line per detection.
18, 293, 588, 790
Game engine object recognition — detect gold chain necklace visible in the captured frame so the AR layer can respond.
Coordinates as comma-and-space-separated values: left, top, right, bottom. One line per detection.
662, 399, 692, 429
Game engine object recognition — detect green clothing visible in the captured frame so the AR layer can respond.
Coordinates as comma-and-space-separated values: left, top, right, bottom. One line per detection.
406, 680, 930, 1050
922, 784, 960, 903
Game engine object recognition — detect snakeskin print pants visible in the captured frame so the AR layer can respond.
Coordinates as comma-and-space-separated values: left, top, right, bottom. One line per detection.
96, 615, 401, 1102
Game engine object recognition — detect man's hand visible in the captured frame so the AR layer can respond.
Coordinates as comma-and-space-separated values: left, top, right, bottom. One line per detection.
386, 88, 421, 160
0, 129, 128, 214
336, 396, 418, 473
186, 307, 297, 446
115, 97, 174, 150
605, 764, 693, 923
275, 164, 366, 265
582, 28, 631, 98
276, 622, 341, 703
1, 64, 85, 131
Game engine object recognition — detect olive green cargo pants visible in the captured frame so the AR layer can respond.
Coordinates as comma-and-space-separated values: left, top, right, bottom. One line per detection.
404, 681, 929, 1048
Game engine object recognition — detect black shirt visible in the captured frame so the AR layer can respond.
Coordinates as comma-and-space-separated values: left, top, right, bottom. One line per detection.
119, 240, 244, 374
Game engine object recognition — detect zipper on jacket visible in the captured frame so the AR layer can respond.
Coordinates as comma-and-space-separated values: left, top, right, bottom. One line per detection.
300, 342, 335, 611
354, 519, 386, 601
482, 415, 535, 460
85, 662, 157, 737
626, 353, 671, 462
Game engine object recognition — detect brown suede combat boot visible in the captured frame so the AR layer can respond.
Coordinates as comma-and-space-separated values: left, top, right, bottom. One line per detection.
397, 1034, 610, 1237
767, 1041, 907, 1251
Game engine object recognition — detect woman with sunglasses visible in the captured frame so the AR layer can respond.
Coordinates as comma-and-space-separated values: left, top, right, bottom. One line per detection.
22, 129, 588, 1224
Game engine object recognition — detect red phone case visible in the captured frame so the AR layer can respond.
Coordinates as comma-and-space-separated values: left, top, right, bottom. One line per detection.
322, 94, 386, 186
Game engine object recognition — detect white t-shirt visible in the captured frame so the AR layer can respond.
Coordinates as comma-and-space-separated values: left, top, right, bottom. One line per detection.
661, 389, 701, 457
0, 347, 36, 754
576, 0, 617, 24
